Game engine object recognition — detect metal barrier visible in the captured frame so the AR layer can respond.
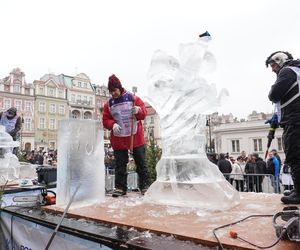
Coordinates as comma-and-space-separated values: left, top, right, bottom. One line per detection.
105, 168, 139, 192
223, 173, 285, 194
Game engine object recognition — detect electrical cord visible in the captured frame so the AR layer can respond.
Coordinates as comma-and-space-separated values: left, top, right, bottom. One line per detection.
212, 214, 284, 250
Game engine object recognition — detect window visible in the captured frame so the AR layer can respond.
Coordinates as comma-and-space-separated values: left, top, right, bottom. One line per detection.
39, 118, 45, 129
59, 104, 65, 115
25, 101, 31, 112
77, 95, 81, 102
83, 96, 87, 103
13, 85, 20, 93
277, 137, 283, 151
150, 117, 154, 124
4, 99, 11, 109
25, 118, 31, 130
71, 94, 75, 103
25, 89, 30, 95
78, 82, 82, 87
15, 100, 21, 111
39, 102, 46, 113
231, 140, 240, 153
97, 100, 101, 108
48, 87, 55, 97
89, 97, 93, 105
39, 87, 44, 95
58, 90, 64, 98
49, 104, 56, 114
49, 118, 55, 130
253, 138, 263, 152
83, 82, 87, 88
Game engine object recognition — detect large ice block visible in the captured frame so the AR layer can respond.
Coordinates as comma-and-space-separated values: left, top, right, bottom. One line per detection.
144, 35, 240, 210
0, 125, 20, 184
56, 119, 105, 207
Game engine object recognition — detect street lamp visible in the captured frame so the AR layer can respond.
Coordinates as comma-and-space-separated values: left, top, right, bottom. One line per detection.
206, 115, 213, 153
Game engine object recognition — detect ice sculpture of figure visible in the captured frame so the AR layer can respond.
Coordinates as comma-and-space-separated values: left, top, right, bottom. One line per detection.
144, 34, 240, 210
0, 125, 20, 184
56, 119, 105, 207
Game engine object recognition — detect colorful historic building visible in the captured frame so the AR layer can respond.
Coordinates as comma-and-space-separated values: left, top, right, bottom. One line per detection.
59, 73, 95, 119
0, 68, 35, 151
33, 74, 68, 150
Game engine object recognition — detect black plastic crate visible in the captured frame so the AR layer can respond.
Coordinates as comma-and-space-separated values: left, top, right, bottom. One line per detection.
36, 166, 57, 185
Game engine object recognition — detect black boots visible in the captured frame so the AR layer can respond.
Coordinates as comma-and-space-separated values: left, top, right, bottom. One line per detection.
281, 190, 300, 204
283, 188, 295, 196
112, 189, 127, 198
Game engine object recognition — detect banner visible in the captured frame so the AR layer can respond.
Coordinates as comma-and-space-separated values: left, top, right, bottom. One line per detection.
0, 211, 112, 250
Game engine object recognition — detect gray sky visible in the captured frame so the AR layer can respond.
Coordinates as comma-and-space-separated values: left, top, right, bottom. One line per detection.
1, 0, 299, 119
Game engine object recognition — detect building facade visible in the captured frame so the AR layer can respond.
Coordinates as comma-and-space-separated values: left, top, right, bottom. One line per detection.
60, 73, 95, 120
0, 68, 35, 151
33, 74, 68, 150
213, 114, 285, 160
143, 102, 161, 147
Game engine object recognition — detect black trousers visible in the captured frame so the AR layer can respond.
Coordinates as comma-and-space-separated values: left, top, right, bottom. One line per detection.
283, 124, 300, 191
114, 145, 149, 192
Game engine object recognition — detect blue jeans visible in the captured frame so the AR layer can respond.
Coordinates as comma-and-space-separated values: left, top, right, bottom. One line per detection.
270, 176, 280, 193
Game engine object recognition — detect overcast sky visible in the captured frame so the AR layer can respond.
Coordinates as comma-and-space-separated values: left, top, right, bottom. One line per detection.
1, 0, 300, 119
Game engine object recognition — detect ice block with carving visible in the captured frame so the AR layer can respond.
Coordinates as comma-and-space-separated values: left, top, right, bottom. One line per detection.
144, 36, 240, 210
56, 119, 105, 207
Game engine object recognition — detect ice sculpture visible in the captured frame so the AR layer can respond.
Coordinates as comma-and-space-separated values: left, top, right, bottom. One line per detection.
56, 119, 105, 207
144, 35, 240, 210
0, 125, 20, 184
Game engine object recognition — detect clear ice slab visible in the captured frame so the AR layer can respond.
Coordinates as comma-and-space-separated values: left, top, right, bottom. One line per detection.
56, 119, 105, 207
0, 125, 20, 184
144, 36, 240, 210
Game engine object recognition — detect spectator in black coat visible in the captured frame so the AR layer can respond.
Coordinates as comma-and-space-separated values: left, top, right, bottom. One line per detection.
217, 153, 232, 182
252, 153, 267, 192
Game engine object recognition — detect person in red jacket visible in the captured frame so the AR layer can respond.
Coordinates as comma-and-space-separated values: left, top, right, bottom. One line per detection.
102, 74, 149, 197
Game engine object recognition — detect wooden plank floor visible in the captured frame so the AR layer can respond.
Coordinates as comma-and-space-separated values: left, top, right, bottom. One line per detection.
45, 192, 300, 250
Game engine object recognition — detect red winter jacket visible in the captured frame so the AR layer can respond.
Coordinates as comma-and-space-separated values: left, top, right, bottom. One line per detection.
102, 90, 147, 150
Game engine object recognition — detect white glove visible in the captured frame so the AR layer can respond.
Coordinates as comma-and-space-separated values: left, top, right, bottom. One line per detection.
132, 106, 140, 114
113, 123, 121, 134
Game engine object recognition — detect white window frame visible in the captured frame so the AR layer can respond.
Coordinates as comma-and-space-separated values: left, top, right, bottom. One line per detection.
4, 99, 11, 109
39, 102, 46, 113
15, 100, 21, 111
48, 87, 55, 97
253, 138, 263, 152
25, 101, 31, 112
49, 104, 56, 114
39, 118, 45, 129
59, 104, 65, 115
49, 118, 55, 130
13, 85, 21, 93
231, 139, 240, 153
25, 118, 31, 130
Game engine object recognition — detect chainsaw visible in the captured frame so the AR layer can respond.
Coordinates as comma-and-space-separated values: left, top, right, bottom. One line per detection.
273, 206, 300, 242
12, 187, 56, 206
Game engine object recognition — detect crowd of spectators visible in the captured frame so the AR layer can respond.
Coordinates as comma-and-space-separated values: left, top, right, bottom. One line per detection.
21, 149, 57, 166
207, 150, 293, 194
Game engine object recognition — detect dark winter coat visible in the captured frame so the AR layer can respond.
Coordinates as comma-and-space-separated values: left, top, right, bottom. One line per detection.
254, 158, 267, 174
217, 158, 232, 174
268, 60, 300, 127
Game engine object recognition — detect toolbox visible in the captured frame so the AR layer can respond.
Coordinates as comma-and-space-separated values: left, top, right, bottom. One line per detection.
36, 166, 57, 185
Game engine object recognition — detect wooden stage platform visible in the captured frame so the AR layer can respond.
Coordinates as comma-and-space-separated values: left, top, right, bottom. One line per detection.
45, 192, 300, 250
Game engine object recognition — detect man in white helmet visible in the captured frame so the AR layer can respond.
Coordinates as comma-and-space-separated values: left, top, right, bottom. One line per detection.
266, 51, 300, 204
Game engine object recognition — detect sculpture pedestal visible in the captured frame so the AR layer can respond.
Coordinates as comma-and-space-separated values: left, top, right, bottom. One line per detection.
145, 155, 240, 210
